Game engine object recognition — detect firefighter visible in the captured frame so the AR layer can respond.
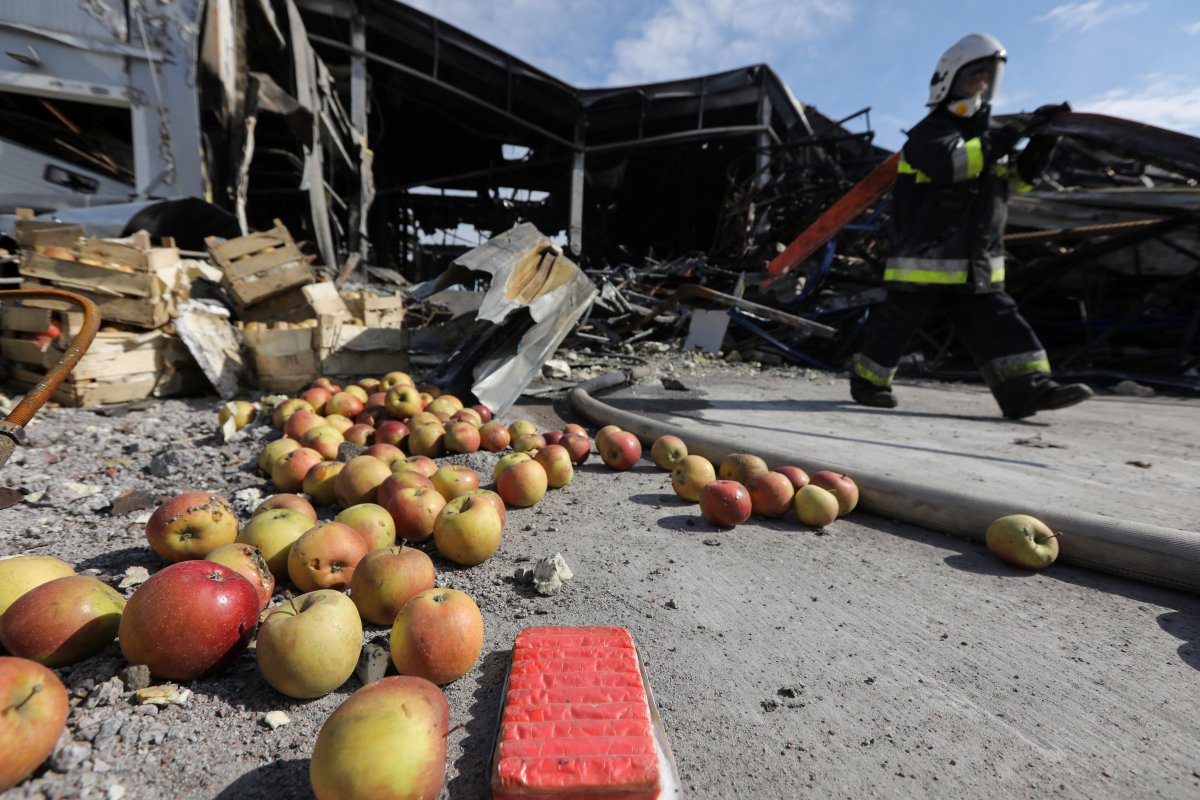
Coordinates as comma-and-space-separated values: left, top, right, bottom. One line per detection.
850, 33, 1092, 419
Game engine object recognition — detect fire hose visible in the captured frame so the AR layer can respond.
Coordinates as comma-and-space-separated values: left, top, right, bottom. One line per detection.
0, 289, 101, 471
569, 369, 1200, 595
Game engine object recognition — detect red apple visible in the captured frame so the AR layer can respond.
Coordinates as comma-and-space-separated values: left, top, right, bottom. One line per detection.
288, 522, 370, 592
777, 466, 810, 491
378, 470, 436, 509
253, 493, 318, 522
300, 386, 333, 413
472, 404, 493, 422
343, 423, 376, 447
542, 430, 564, 445
650, 434, 688, 471
594, 424, 621, 452
449, 408, 482, 428
272, 447, 324, 494
495, 458, 548, 508
0, 576, 125, 667
303, 461, 345, 508
390, 588, 483, 685
375, 419, 410, 449
699, 480, 752, 527
809, 471, 859, 516
746, 471, 796, 518
364, 443, 406, 469
398, 455, 438, 478
145, 491, 239, 563
258, 437, 301, 475
118, 561, 259, 680
562, 423, 587, 437
433, 494, 503, 566
0, 656, 70, 792
444, 421, 481, 454
349, 545, 436, 626
478, 421, 511, 453
284, 408, 325, 441
327, 391, 365, 419
599, 430, 642, 470
302, 425, 347, 460
560, 432, 591, 465
206, 543, 275, 611
430, 465, 481, 502
386, 487, 446, 544
356, 406, 389, 428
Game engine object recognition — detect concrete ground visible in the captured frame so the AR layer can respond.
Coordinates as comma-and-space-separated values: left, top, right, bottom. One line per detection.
569, 371, 1200, 798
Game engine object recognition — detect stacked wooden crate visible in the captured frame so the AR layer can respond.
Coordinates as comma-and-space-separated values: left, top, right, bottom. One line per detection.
4, 212, 205, 406
206, 220, 317, 323
242, 320, 409, 393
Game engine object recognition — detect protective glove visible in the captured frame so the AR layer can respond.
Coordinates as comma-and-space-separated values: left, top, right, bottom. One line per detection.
1016, 135, 1061, 184
1027, 102, 1072, 132
983, 121, 1024, 161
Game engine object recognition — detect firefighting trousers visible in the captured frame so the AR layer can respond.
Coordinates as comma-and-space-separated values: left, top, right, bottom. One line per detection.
851, 290, 1051, 390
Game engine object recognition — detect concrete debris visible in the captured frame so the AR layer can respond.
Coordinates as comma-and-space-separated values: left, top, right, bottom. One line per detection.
531, 553, 574, 596
542, 359, 572, 380
133, 685, 192, 707
117, 567, 151, 591
117, 665, 152, 693
261, 711, 291, 731
1114, 380, 1156, 397
356, 643, 390, 686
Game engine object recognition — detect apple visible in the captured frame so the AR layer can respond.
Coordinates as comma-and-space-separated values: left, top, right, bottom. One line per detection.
599, 430, 642, 470
0, 576, 125, 667
119, 561, 259, 680
327, 391, 365, 418
344, 385, 370, 403
434, 494, 503, 566
390, 588, 483, 685
145, 491, 238, 562
986, 514, 1060, 569
699, 480, 752, 527
253, 493, 318, 522
309, 675, 448, 800
399, 455, 439, 478
364, 443, 407, 469
562, 423, 587, 437
472, 404, 493, 422
507, 419, 538, 440
650, 435, 688, 471
356, 406, 389, 428
456, 489, 506, 528
449, 408, 482, 428
375, 420, 410, 449
406, 411, 442, 431
236, 508, 316, 580
386, 487, 446, 544
793, 485, 839, 528
385, 385, 423, 419
218, 400, 257, 431
425, 397, 458, 419
430, 465, 481, 502
671, 455, 717, 502
310, 377, 343, 393
495, 458, 548, 508
809, 471, 859, 516
534, 444, 574, 488
746, 472, 796, 518
0, 656, 70, 792
324, 414, 354, 434
284, 408, 325, 441
300, 386, 333, 414
406, 424, 445, 458
343, 423, 376, 447
256, 590, 363, 699
594, 424, 622, 452
357, 377, 382, 392
560, 432, 591, 465
335, 455, 392, 507
418, 384, 441, 399
288, 522, 370, 592
512, 432, 547, 454
719, 453, 769, 485
438, 393, 463, 411
205, 543, 275, 611
272, 398, 314, 430
380, 370, 415, 390
336, 503, 397, 551
258, 437, 300, 475
377, 471, 436, 509
302, 425, 346, 460
350, 545, 437, 626
777, 466, 810, 491
444, 421, 481, 454
478, 421, 511, 452
303, 461, 346, 507
272, 447, 324, 494
0, 556, 74, 622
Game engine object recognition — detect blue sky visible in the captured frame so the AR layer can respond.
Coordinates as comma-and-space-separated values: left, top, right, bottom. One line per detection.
405, 0, 1200, 151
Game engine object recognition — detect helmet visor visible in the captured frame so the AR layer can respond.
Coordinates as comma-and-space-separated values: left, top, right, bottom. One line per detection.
951, 57, 1004, 103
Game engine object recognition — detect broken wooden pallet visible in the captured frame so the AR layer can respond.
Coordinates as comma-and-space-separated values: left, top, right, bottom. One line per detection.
206, 220, 316, 313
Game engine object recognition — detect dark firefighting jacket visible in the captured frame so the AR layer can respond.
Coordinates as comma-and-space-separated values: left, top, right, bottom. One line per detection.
885, 106, 1047, 293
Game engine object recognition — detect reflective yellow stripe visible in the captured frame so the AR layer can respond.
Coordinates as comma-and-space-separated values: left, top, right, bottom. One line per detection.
964, 137, 984, 178
853, 359, 895, 387
883, 268, 968, 284
995, 163, 1034, 193
982, 351, 1051, 385
897, 158, 932, 184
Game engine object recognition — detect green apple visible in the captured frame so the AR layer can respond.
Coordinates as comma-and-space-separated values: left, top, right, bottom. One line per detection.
256, 590, 363, 699
236, 508, 315, 580
986, 514, 1060, 569
433, 494, 503, 566
793, 484, 839, 527
309, 676, 448, 800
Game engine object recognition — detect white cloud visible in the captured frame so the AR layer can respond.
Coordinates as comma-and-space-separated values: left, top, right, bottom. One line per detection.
606, 0, 854, 86
1035, 1, 1149, 35
1184, 20, 1200, 35
1081, 76, 1200, 136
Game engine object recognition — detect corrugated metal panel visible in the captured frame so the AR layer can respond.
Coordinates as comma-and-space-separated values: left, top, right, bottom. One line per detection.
1, 0, 128, 42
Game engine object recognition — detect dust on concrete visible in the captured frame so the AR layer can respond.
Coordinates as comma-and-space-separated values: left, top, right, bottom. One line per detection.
1, 353, 1199, 799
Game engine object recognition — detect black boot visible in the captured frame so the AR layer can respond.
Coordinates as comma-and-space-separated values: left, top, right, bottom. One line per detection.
996, 375, 1093, 419
850, 376, 897, 409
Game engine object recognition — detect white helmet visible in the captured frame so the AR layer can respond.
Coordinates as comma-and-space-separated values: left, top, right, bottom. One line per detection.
927, 33, 1006, 117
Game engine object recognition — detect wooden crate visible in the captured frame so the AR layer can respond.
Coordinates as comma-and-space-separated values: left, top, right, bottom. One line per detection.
0, 303, 85, 339
16, 229, 181, 328
1, 330, 205, 407
207, 220, 316, 312
242, 320, 409, 391
241, 326, 319, 393
343, 291, 405, 328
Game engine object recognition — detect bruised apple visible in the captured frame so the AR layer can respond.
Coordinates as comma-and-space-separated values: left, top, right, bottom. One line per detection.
433, 494, 503, 566
205, 543, 275, 610
699, 480, 752, 528
288, 522, 370, 592
718, 453, 769, 485
253, 493, 317, 522
986, 514, 1060, 569
272, 447, 324, 494
335, 456, 392, 508
671, 455, 716, 502
390, 588, 483, 685
650, 435, 688, 471
349, 545, 436, 626
746, 471, 796, 518
478, 421, 511, 453
145, 492, 238, 562
386, 487, 446, 544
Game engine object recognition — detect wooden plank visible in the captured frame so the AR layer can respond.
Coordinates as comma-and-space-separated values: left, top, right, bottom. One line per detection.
255, 351, 319, 377
242, 327, 314, 357
322, 350, 409, 377
230, 261, 314, 307
318, 324, 409, 355
206, 220, 293, 262
362, 294, 405, 328
19, 253, 158, 298
220, 245, 306, 281
1, 336, 52, 368
302, 282, 351, 320
19, 279, 171, 328
258, 373, 313, 393
15, 218, 84, 248
174, 305, 245, 399
74, 239, 155, 271
237, 286, 313, 323
6, 364, 204, 407
0, 306, 55, 333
